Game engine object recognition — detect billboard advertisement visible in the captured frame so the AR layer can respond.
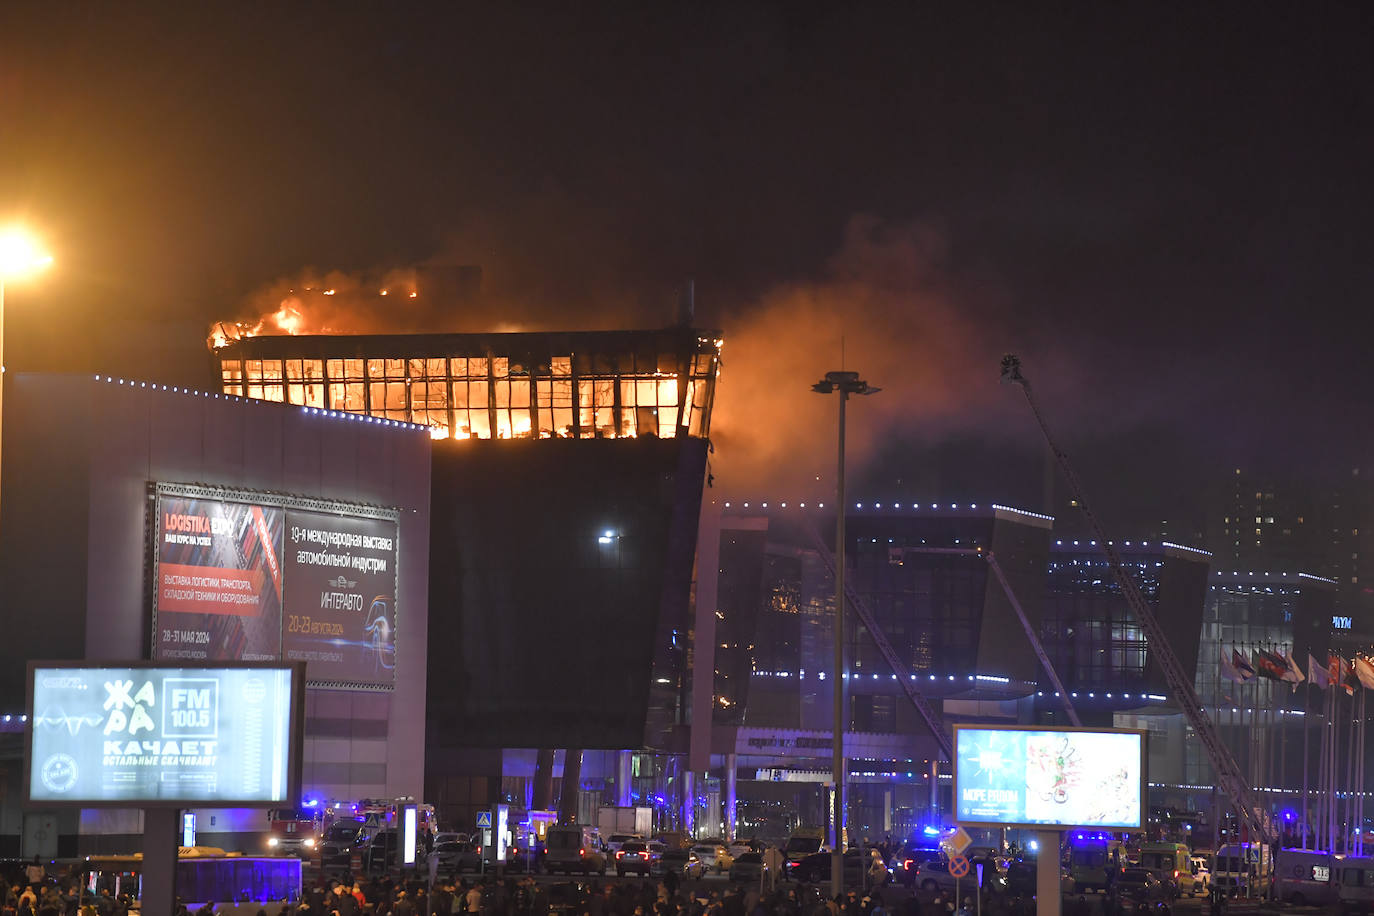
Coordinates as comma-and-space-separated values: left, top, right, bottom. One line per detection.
154, 495, 284, 662
283, 508, 397, 683
152, 485, 398, 688
26, 663, 303, 807
952, 724, 1146, 830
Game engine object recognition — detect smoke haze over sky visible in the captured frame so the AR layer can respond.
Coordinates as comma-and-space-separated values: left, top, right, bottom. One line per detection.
2, 3, 1372, 535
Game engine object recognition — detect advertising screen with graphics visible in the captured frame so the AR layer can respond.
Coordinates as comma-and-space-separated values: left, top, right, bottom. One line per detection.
152, 484, 398, 688
25, 663, 304, 807
155, 495, 285, 663
952, 724, 1146, 830
282, 508, 397, 684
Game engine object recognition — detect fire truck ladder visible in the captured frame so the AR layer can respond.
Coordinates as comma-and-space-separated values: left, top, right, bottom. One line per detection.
1001, 353, 1275, 845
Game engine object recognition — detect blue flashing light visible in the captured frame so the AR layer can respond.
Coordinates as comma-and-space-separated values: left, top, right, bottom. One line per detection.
922, 826, 941, 837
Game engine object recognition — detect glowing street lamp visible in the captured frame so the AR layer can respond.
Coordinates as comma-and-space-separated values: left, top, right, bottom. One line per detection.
0, 228, 54, 530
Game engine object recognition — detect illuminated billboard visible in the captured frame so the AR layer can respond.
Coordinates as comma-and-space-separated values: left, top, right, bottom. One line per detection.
26, 663, 304, 807
952, 724, 1146, 830
152, 484, 398, 688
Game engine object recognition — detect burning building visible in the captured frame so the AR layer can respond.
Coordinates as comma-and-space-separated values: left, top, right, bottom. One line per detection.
211, 327, 721, 442
210, 326, 722, 829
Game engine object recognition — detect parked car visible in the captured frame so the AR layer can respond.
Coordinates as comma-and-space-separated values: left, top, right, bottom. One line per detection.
913, 855, 1009, 896
730, 851, 769, 883
655, 848, 705, 879
436, 839, 482, 874
607, 833, 643, 855
728, 840, 762, 860
894, 845, 943, 887
692, 843, 734, 874
1189, 856, 1212, 895
1115, 867, 1167, 902
617, 840, 654, 876
1005, 860, 1076, 897
790, 850, 866, 886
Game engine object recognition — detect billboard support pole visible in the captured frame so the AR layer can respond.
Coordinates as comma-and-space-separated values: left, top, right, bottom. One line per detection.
1036, 829, 1061, 916
141, 807, 180, 916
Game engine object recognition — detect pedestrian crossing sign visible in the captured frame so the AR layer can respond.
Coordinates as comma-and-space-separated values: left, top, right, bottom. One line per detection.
475, 811, 492, 828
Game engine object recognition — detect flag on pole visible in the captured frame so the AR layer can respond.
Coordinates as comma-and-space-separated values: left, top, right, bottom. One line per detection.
1340, 655, 1357, 695
1284, 650, 1306, 684
1222, 651, 1245, 683
1310, 653, 1332, 689
1234, 649, 1256, 681
1253, 649, 1288, 681
1355, 656, 1374, 691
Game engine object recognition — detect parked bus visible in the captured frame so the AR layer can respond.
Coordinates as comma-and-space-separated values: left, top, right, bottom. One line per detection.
1273, 847, 1337, 907
82, 849, 301, 916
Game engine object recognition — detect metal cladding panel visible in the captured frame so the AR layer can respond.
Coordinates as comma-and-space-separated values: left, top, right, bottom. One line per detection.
424, 436, 708, 756
978, 518, 1053, 684
1151, 553, 1212, 693
0, 375, 93, 702
1292, 578, 1339, 661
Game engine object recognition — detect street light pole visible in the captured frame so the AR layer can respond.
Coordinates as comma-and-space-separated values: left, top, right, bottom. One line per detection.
812, 370, 878, 901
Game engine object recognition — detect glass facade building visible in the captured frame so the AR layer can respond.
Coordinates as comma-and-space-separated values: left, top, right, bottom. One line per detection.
212, 328, 722, 441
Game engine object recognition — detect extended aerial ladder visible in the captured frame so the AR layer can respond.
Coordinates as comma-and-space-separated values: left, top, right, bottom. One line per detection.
802, 521, 1083, 765
1001, 353, 1275, 845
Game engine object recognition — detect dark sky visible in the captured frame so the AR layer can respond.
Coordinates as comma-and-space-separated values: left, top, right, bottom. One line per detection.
2, 3, 1372, 535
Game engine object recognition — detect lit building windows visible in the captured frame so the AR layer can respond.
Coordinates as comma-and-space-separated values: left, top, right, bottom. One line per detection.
217, 329, 721, 441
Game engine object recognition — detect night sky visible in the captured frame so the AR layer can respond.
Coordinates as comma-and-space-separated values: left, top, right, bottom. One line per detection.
2, 4, 1372, 536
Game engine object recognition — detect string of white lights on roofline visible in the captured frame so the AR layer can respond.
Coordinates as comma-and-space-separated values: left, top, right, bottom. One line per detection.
93, 375, 430, 434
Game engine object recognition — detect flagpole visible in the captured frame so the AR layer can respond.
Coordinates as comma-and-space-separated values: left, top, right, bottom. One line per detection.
1302, 671, 1311, 850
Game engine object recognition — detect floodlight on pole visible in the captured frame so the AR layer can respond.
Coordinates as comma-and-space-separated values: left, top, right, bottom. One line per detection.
0, 227, 54, 536
812, 369, 878, 900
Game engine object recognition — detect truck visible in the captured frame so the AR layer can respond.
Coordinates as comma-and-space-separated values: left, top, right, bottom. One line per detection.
1273, 847, 1337, 906
597, 806, 652, 840
265, 805, 326, 856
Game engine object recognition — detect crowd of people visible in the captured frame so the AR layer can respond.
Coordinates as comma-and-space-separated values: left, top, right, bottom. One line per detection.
0, 857, 1204, 916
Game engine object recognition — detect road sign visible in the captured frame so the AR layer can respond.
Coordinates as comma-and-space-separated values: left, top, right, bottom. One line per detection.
475, 810, 492, 828
942, 826, 973, 856
949, 854, 970, 878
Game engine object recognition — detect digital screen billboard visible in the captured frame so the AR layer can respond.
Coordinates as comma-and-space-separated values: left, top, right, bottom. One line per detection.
26, 663, 303, 807
154, 495, 284, 662
152, 485, 398, 688
282, 508, 397, 684
952, 725, 1145, 830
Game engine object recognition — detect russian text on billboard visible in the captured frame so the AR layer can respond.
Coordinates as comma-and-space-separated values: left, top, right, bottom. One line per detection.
29, 666, 296, 805
154, 496, 284, 663
282, 509, 397, 684
152, 488, 398, 687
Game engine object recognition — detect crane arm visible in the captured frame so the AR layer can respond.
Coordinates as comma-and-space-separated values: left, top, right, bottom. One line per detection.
1001, 354, 1274, 845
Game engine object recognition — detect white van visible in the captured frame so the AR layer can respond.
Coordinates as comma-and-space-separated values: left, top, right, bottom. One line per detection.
1274, 848, 1337, 906
545, 824, 607, 875
1335, 856, 1374, 912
